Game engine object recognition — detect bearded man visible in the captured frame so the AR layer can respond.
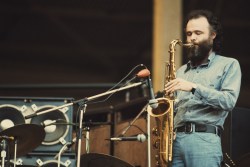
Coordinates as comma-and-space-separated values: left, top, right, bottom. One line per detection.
165, 10, 241, 167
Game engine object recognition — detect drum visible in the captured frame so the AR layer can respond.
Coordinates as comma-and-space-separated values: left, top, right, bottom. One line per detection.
236, 152, 250, 167
80, 153, 133, 167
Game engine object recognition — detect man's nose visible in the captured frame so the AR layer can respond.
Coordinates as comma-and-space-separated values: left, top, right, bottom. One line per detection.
190, 34, 197, 42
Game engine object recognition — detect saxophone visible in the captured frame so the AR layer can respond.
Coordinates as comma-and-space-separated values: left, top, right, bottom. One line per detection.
147, 39, 193, 167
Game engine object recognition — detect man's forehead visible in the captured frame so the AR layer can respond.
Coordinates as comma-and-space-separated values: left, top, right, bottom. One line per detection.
186, 17, 210, 32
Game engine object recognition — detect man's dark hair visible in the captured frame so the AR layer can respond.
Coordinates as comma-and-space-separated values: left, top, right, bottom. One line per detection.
184, 10, 223, 54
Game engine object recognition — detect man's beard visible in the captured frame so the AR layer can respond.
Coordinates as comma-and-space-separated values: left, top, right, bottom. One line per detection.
186, 39, 213, 64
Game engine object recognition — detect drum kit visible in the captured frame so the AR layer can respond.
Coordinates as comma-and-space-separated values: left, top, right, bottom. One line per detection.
0, 123, 134, 167
0, 124, 45, 167
0, 72, 149, 167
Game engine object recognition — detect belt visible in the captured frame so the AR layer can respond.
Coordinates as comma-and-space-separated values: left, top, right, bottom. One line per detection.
175, 122, 221, 136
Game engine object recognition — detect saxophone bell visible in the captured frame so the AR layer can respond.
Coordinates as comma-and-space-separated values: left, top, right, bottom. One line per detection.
147, 97, 171, 117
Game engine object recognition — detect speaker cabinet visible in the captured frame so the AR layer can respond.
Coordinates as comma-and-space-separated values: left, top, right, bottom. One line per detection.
0, 97, 74, 153
222, 107, 250, 162
231, 107, 250, 161
16, 153, 76, 167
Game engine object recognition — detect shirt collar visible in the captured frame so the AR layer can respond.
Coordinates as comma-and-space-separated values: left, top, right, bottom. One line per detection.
185, 52, 216, 72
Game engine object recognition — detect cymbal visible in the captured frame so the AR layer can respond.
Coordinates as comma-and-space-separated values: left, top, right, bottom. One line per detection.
0, 124, 45, 158
80, 153, 133, 167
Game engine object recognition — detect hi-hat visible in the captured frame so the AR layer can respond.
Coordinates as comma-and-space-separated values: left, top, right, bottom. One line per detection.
80, 153, 133, 167
0, 124, 45, 158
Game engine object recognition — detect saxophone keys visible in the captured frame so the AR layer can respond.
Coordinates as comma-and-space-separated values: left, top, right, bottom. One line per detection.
153, 139, 160, 149
152, 127, 159, 136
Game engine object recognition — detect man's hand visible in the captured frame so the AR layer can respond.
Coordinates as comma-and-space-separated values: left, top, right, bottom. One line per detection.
165, 78, 197, 93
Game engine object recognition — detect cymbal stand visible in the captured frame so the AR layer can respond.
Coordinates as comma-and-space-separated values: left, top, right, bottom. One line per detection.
13, 140, 17, 167
1, 139, 7, 167
0, 136, 14, 167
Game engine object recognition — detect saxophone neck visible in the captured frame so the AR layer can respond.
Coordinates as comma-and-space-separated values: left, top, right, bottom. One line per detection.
169, 39, 194, 51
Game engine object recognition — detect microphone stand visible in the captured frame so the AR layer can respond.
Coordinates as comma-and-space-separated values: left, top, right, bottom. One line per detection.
84, 126, 90, 154
120, 104, 148, 136
24, 82, 144, 120
118, 104, 151, 167
76, 104, 86, 167
147, 109, 151, 167
24, 81, 145, 167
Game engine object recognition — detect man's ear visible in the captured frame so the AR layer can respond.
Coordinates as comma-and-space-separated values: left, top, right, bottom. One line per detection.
211, 32, 216, 39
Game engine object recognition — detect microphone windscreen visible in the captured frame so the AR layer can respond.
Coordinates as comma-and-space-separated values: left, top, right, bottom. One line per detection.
137, 69, 150, 78
137, 134, 147, 142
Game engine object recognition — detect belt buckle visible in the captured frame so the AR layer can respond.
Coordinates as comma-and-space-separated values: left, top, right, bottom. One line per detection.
185, 122, 193, 133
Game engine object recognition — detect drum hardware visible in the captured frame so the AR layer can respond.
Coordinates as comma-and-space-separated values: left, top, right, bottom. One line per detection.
0, 136, 13, 167
221, 153, 236, 167
0, 124, 45, 167
80, 153, 133, 167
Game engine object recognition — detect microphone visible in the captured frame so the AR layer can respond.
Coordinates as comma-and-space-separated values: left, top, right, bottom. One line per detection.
143, 69, 158, 109
136, 69, 150, 78
108, 134, 147, 142
129, 68, 151, 82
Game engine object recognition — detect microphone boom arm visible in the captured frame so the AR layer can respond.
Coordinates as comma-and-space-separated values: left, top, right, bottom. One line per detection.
24, 81, 144, 119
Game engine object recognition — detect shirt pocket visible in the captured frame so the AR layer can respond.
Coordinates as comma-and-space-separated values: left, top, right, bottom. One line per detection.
196, 73, 222, 90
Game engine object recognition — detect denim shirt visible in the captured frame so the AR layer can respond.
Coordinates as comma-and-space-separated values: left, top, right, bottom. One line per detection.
174, 52, 242, 129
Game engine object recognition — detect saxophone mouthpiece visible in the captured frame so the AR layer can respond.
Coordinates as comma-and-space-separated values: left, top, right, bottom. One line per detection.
182, 43, 195, 48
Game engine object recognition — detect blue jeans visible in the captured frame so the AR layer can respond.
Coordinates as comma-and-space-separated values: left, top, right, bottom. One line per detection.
172, 132, 222, 167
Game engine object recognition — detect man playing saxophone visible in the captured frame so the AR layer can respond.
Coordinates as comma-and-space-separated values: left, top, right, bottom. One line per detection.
164, 10, 241, 167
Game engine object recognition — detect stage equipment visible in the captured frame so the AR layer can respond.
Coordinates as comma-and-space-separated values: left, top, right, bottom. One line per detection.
24, 80, 146, 167
15, 153, 76, 167
109, 133, 146, 142
30, 105, 70, 147
0, 105, 26, 130
80, 153, 133, 167
11, 165, 36, 167
0, 124, 45, 167
230, 107, 250, 160
236, 152, 250, 167
0, 97, 74, 153
0, 124, 45, 158
147, 39, 194, 166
